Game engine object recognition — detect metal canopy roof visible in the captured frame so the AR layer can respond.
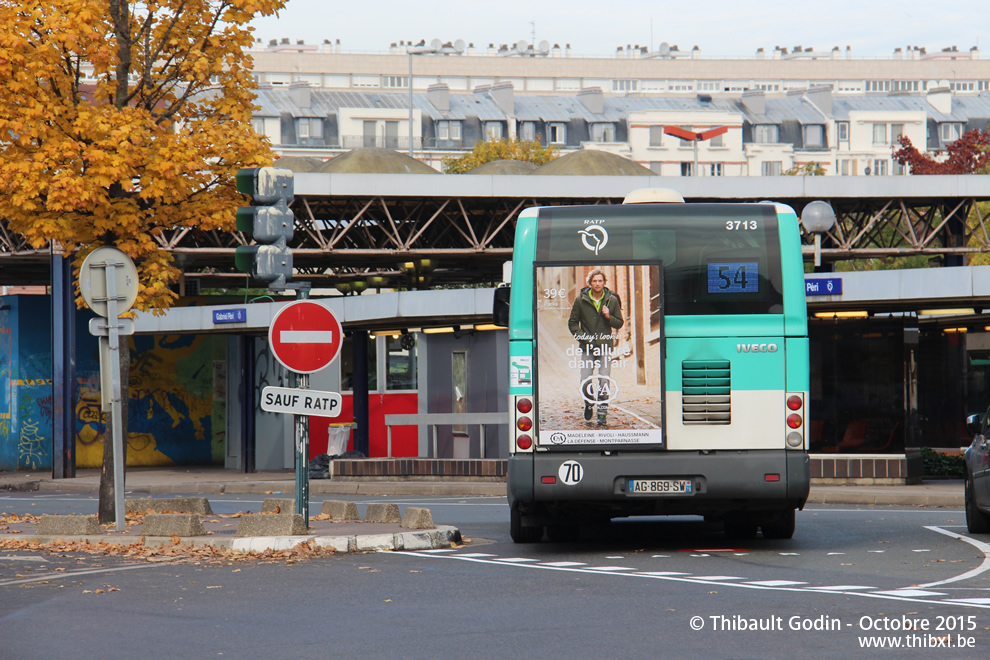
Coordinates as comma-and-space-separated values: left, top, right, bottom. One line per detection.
2, 174, 989, 291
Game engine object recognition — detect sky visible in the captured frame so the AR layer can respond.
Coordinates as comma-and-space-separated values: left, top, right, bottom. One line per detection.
250, 0, 985, 59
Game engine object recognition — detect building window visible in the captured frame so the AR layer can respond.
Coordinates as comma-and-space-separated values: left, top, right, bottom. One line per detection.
592, 123, 615, 142
340, 335, 379, 393
362, 120, 377, 147
612, 79, 638, 92
698, 81, 721, 91
296, 117, 323, 140
649, 126, 664, 147
804, 125, 825, 148
680, 162, 694, 176
710, 162, 724, 176
761, 161, 782, 176
678, 126, 693, 148
485, 121, 503, 140
520, 121, 536, 141
754, 124, 778, 144
649, 162, 663, 174
383, 75, 408, 89
452, 351, 467, 434
385, 335, 417, 391
549, 123, 566, 144
837, 122, 849, 142
251, 118, 265, 135
384, 121, 399, 149
872, 159, 888, 175
941, 123, 963, 143
872, 123, 888, 145
708, 131, 724, 148
891, 123, 904, 145
437, 120, 462, 141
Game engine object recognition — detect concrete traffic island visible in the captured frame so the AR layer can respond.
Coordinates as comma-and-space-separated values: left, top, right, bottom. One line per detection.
1, 501, 461, 555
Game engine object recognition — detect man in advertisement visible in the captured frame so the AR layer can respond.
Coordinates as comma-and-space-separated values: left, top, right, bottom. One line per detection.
567, 268, 624, 425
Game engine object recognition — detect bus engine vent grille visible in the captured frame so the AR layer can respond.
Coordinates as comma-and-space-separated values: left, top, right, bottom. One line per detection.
681, 360, 731, 425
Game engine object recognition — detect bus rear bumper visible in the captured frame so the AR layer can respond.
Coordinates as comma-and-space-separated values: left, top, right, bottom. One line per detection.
509, 450, 809, 518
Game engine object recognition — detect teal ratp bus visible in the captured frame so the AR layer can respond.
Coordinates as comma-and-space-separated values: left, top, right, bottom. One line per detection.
504, 189, 810, 542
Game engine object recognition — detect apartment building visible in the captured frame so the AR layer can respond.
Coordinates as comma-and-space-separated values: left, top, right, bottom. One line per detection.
251, 79, 990, 176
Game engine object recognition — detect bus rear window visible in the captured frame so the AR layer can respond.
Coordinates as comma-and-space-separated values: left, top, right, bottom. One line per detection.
536, 204, 783, 315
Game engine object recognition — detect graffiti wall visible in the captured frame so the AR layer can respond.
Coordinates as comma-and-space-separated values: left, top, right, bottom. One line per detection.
76, 332, 226, 468
0, 297, 53, 471
0, 295, 225, 471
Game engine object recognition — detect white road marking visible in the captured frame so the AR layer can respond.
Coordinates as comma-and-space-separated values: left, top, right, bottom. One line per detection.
585, 566, 633, 572
916, 526, 990, 588
398, 551, 990, 609
541, 561, 586, 567
805, 585, 876, 591
638, 571, 690, 576
870, 589, 947, 597
494, 557, 540, 563
688, 575, 743, 581
745, 580, 807, 587
454, 553, 496, 558
0, 556, 48, 563
0, 562, 174, 587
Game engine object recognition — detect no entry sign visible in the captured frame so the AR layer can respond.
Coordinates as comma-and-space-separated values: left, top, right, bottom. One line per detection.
268, 301, 342, 373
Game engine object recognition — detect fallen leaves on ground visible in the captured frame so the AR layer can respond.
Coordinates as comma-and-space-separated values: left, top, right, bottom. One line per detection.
0, 536, 338, 564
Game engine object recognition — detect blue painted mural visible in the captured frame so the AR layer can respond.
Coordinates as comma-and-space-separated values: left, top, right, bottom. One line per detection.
0, 295, 224, 471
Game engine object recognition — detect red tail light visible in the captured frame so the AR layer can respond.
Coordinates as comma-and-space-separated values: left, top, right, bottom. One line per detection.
517, 416, 533, 432
517, 398, 533, 414
517, 435, 533, 450
787, 414, 802, 429
786, 395, 802, 411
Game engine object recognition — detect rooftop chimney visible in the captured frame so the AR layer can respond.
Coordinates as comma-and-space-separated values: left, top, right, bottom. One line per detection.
578, 87, 604, 114
741, 90, 766, 116
489, 81, 514, 114
427, 83, 449, 112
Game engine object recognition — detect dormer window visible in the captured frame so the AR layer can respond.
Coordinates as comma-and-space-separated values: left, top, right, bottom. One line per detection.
804, 125, 825, 148
941, 123, 963, 143
754, 124, 778, 144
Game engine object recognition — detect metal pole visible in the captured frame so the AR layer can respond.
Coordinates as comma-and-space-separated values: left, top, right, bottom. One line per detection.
294, 371, 310, 528
103, 260, 126, 532
408, 52, 414, 157
294, 286, 311, 527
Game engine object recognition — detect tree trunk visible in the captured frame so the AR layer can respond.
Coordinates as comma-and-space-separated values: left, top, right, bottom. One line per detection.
97, 339, 130, 525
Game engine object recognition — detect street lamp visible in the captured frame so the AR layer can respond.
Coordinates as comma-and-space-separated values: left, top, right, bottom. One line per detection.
801, 200, 837, 267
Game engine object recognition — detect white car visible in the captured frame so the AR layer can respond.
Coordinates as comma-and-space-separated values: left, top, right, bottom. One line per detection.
963, 412, 990, 534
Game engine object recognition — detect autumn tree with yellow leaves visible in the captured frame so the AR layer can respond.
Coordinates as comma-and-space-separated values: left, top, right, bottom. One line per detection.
0, 0, 286, 311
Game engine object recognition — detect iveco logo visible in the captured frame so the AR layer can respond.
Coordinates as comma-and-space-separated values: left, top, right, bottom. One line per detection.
579, 225, 608, 255
737, 343, 778, 353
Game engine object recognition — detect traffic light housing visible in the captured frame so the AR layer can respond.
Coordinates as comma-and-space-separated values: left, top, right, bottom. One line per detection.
234, 167, 294, 287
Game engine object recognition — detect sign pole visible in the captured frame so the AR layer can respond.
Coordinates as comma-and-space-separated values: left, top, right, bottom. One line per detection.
294, 289, 311, 528
294, 371, 310, 527
79, 247, 139, 531
101, 259, 126, 532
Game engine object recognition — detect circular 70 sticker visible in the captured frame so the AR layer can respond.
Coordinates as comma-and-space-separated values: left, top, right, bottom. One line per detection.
558, 460, 584, 485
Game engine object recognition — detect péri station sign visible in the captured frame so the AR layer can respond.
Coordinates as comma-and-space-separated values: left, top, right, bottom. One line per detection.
261, 300, 343, 417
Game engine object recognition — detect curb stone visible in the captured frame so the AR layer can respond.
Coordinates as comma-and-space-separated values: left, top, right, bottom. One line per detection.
5, 525, 461, 555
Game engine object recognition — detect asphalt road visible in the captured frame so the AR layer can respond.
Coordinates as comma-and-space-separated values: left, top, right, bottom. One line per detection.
2, 493, 989, 659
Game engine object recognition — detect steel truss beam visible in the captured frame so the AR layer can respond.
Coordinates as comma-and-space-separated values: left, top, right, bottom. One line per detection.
1, 194, 989, 289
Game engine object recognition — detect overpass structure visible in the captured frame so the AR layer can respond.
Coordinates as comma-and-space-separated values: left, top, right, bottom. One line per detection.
1, 175, 990, 290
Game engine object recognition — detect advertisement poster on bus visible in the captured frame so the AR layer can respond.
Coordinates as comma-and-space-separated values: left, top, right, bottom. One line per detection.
534, 263, 664, 447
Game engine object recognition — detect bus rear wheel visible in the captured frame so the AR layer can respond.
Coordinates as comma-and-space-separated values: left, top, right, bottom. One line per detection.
761, 509, 796, 539
510, 504, 544, 543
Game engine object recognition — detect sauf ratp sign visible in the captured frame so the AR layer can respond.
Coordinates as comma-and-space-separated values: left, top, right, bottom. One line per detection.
261, 301, 343, 417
